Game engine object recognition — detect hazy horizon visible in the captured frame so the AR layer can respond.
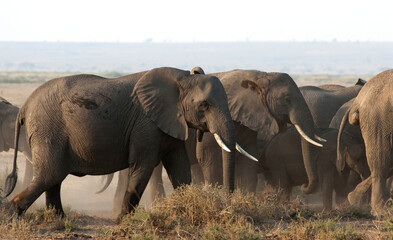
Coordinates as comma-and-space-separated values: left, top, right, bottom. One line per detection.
0, 41, 392, 75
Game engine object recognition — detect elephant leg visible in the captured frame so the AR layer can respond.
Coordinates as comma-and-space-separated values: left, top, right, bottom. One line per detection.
117, 165, 156, 224
334, 168, 350, 207
113, 169, 129, 215
197, 134, 222, 185
235, 155, 258, 192
22, 159, 33, 189
45, 183, 64, 216
11, 146, 67, 215
162, 145, 191, 189
320, 166, 334, 211
148, 162, 165, 204
191, 163, 204, 184
371, 174, 389, 216
348, 176, 372, 207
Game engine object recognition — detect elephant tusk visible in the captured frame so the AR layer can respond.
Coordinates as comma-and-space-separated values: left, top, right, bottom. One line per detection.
314, 134, 327, 142
213, 133, 231, 152
294, 124, 323, 148
236, 143, 258, 162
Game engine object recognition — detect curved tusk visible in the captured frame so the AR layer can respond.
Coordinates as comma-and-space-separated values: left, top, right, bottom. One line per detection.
314, 134, 327, 142
213, 133, 231, 152
236, 143, 258, 162
294, 124, 323, 147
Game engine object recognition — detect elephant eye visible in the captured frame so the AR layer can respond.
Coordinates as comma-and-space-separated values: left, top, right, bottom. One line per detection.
199, 101, 210, 111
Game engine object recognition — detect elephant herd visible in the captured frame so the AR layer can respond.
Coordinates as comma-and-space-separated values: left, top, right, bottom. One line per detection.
1, 66, 393, 222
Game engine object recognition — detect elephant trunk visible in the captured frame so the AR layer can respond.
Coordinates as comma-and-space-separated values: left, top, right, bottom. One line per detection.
207, 109, 236, 192
288, 104, 321, 194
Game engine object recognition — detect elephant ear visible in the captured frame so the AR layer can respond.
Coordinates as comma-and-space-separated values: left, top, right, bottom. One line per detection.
219, 71, 279, 140
133, 68, 188, 140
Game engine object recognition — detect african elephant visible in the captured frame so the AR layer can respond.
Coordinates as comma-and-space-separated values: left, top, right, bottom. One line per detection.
337, 69, 393, 215
262, 126, 368, 210
193, 70, 324, 193
0, 97, 32, 188
5, 67, 241, 223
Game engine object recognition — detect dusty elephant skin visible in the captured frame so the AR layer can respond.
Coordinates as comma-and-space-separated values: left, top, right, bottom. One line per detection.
262, 126, 368, 210
4, 67, 237, 223
338, 69, 393, 216
0, 97, 32, 188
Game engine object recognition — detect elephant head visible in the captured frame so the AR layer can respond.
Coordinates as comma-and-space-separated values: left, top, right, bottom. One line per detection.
211, 70, 323, 193
133, 67, 236, 191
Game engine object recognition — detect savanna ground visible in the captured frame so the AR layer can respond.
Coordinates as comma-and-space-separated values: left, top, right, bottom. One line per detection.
1, 72, 392, 239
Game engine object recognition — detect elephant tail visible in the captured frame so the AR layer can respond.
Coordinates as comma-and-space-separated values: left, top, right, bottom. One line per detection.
337, 108, 350, 172
96, 173, 114, 194
5, 112, 24, 197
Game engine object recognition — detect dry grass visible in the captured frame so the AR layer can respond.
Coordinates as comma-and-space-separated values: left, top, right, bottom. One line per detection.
2, 184, 393, 239
105, 184, 388, 239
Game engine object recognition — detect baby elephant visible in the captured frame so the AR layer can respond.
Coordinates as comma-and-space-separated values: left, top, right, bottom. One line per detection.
261, 126, 369, 210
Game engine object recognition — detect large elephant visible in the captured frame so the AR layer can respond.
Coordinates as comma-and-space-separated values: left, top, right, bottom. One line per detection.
337, 69, 393, 215
193, 70, 324, 193
5, 67, 240, 223
0, 97, 32, 188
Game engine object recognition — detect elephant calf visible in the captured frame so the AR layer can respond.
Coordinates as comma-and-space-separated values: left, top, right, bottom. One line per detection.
262, 126, 368, 210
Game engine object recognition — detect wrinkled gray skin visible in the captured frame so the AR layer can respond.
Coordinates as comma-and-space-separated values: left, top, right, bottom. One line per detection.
338, 69, 393, 215
262, 126, 368, 210
0, 97, 32, 188
5, 67, 237, 223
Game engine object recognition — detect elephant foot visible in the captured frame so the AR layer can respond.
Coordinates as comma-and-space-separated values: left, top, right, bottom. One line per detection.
115, 213, 126, 225
371, 205, 388, 217
348, 177, 371, 207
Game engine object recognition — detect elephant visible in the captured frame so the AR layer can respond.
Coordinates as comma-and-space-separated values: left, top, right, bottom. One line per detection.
337, 69, 393, 215
0, 97, 32, 188
5, 67, 244, 223
189, 70, 324, 193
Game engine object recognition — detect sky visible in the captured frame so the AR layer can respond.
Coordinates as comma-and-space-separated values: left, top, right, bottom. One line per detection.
1, 0, 393, 42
